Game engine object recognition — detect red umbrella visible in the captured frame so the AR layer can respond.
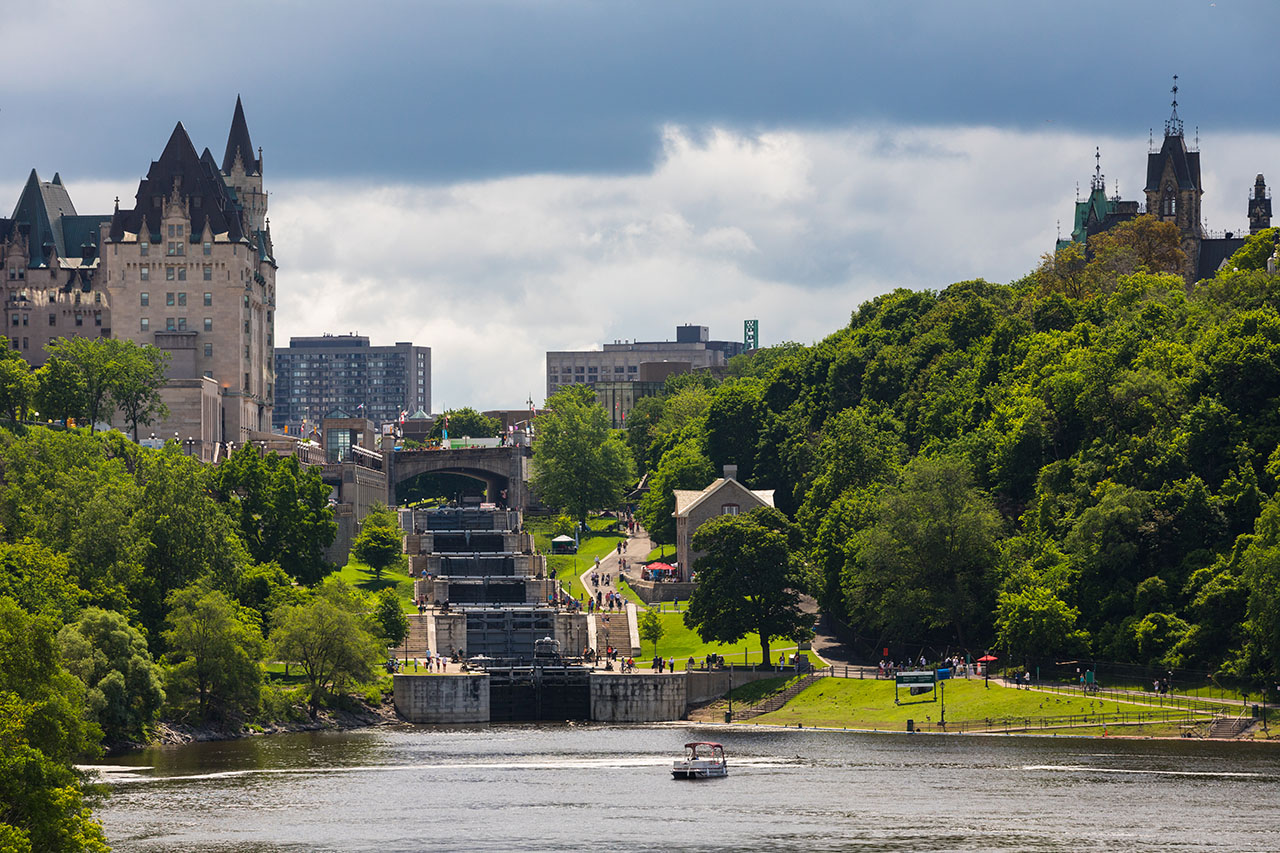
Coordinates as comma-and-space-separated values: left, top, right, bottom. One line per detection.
976, 654, 998, 662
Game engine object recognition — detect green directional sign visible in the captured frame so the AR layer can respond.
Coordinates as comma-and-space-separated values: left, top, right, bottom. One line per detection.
896, 671, 936, 685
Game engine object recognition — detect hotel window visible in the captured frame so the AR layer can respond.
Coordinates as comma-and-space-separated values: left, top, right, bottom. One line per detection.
94, 312, 102, 327
10, 314, 16, 327
204, 317, 212, 332
140, 318, 149, 332
168, 225, 175, 237
167, 242, 176, 256
177, 292, 187, 306
140, 292, 149, 306
177, 268, 186, 281
203, 266, 212, 281
203, 292, 212, 306
244, 320, 250, 334
48, 314, 55, 326
94, 292, 102, 304
203, 370, 213, 378
140, 242, 149, 256
140, 266, 149, 281
21, 338, 27, 350
166, 318, 175, 331
204, 343, 213, 357
166, 268, 175, 281
177, 317, 187, 331
74, 313, 82, 327
166, 292, 174, 306
21, 314, 27, 326
203, 242, 211, 256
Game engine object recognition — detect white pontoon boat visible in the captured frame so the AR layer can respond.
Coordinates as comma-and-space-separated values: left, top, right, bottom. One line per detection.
671, 741, 728, 779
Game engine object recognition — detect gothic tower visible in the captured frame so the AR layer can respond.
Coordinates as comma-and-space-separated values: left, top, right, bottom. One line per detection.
1249, 174, 1272, 235
1144, 77, 1202, 280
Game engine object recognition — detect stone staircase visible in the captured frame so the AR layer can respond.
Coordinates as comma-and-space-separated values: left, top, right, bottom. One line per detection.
1205, 715, 1254, 739
596, 610, 633, 657
731, 673, 823, 721
392, 614, 431, 658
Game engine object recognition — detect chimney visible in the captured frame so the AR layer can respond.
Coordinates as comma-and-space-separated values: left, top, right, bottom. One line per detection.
723, 464, 738, 481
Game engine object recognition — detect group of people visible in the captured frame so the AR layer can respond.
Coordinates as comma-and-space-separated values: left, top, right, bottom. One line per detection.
876, 655, 971, 678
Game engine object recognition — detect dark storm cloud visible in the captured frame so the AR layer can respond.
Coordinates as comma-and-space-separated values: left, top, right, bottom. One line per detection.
0, 1, 1272, 183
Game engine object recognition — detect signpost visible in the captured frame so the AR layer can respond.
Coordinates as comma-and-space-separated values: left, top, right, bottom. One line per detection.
895, 669, 947, 726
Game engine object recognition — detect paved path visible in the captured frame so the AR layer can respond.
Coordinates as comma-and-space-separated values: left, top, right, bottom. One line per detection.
576, 523, 651, 662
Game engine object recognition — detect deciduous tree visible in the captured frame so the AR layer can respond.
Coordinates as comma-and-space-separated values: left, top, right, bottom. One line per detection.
162, 586, 264, 721
531, 386, 635, 525
684, 506, 813, 666
57, 607, 165, 744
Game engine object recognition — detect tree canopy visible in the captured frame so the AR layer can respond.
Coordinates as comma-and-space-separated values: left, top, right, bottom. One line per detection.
430, 406, 501, 440
531, 386, 635, 524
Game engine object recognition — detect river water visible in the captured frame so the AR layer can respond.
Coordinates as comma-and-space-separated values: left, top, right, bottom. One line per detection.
91, 724, 1280, 852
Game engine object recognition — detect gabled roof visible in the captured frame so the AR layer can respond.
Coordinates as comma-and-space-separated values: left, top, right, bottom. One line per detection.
109, 122, 247, 245
408, 408, 431, 420
1197, 236, 1247, 281
1146, 132, 1201, 193
222, 95, 258, 176
674, 477, 775, 518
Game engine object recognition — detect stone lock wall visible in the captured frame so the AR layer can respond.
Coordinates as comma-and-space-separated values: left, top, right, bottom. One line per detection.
589, 673, 686, 723
393, 674, 489, 723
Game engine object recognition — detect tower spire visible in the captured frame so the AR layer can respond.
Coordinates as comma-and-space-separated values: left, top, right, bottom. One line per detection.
1091, 146, 1104, 192
1165, 74, 1184, 137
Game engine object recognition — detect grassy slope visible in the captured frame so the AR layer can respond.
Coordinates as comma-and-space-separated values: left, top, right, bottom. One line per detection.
528, 516, 625, 603
644, 544, 675, 562
334, 559, 418, 613
750, 678, 1149, 729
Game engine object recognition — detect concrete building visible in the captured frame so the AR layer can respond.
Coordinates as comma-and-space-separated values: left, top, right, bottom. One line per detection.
546, 324, 743, 398
1, 97, 277, 457
546, 324, 744, 423
673, 464, 775, 577
274, 334, 430, 434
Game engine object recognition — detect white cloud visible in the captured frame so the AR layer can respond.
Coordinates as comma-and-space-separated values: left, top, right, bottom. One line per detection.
7, 123, 1280, 412
265, 123, 1280, 409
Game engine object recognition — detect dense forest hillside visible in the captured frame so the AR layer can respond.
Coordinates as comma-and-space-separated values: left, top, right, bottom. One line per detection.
635, 219, 1280, 686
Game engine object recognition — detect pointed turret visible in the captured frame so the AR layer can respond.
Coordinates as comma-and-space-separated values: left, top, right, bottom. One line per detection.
222, 95, 258, 176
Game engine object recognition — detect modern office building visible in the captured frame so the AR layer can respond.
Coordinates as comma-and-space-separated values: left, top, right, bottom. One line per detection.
273, 334, 430, 433
545, 324, 743, 399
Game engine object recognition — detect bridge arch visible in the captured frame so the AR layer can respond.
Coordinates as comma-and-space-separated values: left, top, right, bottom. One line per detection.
387, 446, 529, 508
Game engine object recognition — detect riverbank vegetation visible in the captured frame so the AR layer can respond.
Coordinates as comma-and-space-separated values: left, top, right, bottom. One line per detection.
0, 419, 400, 849
632, 220, 1280, 698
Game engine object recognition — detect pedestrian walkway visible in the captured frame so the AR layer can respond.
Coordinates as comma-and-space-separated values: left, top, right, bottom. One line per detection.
579, 521, 650, 660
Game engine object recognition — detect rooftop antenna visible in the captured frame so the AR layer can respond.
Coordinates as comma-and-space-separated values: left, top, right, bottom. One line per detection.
1075, 181, 1080, 203
1092, 146, 1104, 192
1056, 219, 1061, 242
1195, 125, 1200, 151
1166, 74, 1184, 137
1113, 179, 1120, 201
1149, 127, 1154, 153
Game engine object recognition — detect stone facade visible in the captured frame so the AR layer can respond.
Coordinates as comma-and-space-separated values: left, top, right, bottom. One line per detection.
673, 465, 775, 575
0, 98, 275, 458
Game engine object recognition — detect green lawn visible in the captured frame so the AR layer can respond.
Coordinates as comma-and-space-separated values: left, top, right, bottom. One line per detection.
637, 611, 809, 666
332, 559, 418, 613
748, 677, 1206, 731
527, 515, 626, 604
644, 544, 675, 562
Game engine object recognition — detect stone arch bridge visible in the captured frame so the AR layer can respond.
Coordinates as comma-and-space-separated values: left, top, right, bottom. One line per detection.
386, 445, 531, 508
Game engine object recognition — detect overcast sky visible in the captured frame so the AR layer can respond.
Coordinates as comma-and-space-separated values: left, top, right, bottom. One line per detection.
3, 1, 1279, 409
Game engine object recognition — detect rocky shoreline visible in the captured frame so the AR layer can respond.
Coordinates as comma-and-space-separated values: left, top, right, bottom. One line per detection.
107, 698, 402, 754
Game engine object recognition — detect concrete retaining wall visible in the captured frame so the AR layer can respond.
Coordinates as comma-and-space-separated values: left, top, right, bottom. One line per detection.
629, 578, 696, 604
686, 668, 788, 706
394, 674, 490, 723
590, 673, 686, 722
